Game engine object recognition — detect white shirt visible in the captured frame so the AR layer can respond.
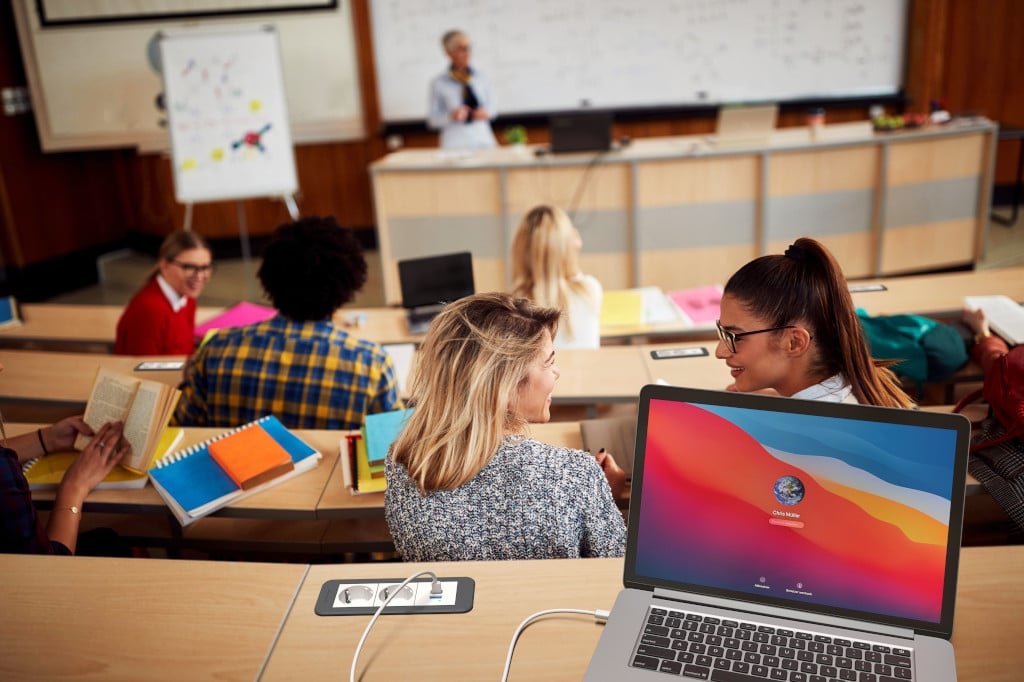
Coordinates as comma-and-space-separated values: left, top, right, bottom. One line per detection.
427, 69, 497, 150
555, 274, 603, 350
156, 274, 188, 313
791, 374, 858, 403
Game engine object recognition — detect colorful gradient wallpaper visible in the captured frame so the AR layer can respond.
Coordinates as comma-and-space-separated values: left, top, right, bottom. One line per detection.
634, 399, 959, 625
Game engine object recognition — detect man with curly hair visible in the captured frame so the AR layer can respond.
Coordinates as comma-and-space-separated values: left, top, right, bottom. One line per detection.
172, 216, 403, 430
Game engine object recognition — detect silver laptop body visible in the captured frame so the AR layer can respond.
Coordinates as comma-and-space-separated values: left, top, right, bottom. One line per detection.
585, 385, 970, 682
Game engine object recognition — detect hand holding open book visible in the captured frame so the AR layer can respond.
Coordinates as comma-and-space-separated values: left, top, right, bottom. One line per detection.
73, 366, 181, 474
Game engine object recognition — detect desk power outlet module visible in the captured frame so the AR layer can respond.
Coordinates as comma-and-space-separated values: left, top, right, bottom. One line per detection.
315, 577, 475, 616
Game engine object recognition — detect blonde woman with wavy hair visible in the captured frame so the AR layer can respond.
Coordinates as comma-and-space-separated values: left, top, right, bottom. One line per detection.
512, 205, 603, 349
384, 292, 626, 561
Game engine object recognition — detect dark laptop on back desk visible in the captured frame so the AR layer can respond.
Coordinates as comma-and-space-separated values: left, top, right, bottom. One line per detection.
549, 111, 614, 154
584, 384, 970, 682
397, 251, 474, 335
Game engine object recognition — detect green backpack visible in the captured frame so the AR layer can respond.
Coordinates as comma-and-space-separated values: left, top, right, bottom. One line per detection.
856, 310, 968, 386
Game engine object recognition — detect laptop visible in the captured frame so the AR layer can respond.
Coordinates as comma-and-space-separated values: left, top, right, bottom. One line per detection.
584, 384, 970, 682
397, 251, 474, 334
549, 111, 614, 154
708, 103, 778, 149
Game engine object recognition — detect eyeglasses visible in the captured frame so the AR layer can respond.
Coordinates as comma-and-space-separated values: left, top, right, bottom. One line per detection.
172, 260, 214, 277
716, 319, 796, 354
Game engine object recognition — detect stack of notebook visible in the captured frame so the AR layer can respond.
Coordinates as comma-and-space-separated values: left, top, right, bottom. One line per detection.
148, 415, 321, 526
341, 408, 414, 495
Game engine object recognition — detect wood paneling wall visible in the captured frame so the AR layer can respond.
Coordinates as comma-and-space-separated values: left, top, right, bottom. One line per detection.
0, 0, 1020, 279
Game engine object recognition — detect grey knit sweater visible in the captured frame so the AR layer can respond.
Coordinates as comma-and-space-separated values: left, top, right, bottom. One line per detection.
384, 437, 627, 561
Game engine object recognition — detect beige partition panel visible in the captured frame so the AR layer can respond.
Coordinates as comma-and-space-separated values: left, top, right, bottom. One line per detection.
766, 146, 880, 278
370, 122, 995, 307
373, 169, 503, 303
637, 155, 760, 290
881, 133, 989, 274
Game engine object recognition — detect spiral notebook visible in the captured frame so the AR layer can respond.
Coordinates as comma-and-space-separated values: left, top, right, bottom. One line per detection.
148, 415, 321, 526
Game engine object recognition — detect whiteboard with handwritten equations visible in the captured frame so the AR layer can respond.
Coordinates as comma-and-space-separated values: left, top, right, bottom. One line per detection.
158, 25, 298, 203
370, 0, 909, 123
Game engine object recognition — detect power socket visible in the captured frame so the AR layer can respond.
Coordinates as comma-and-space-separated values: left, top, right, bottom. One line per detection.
314, 577, 475, 616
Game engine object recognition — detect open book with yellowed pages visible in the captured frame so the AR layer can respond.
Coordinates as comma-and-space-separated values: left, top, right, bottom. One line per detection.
73, 366, 181, 474
24, 427, 184, 490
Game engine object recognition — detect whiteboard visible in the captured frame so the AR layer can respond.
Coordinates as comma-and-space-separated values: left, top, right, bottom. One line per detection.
370, 0, 908, 123
159, 26, 298, 203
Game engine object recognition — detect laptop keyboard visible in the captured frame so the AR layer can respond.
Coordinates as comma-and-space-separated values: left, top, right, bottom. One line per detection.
632, 607, 914, 681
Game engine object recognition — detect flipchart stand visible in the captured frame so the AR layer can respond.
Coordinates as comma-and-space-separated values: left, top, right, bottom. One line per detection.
160, 25, 299, 302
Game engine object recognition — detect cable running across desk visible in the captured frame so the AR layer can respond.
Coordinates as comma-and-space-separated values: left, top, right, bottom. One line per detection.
501, 607, 610, 681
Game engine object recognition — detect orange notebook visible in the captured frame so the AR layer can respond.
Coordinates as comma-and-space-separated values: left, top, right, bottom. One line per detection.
207, 424, 295, 490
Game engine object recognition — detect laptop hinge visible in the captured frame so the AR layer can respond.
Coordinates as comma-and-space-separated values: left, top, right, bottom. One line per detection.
652, 588, 915, 640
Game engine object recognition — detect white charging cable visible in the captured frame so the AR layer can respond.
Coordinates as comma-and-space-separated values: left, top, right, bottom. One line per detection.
349, 569, 443, 682
500, 608, 610, 681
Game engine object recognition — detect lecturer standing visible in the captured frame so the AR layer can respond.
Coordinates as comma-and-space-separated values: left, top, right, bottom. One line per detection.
427, 30, 497, 150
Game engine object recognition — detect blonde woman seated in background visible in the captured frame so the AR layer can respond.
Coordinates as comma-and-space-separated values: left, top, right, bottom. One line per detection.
511, 205, 603, 349
715, 237, 914, 407
385, 292, 626, 561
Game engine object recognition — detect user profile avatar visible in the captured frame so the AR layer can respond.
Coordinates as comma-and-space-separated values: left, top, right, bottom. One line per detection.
773, 475, 805, 506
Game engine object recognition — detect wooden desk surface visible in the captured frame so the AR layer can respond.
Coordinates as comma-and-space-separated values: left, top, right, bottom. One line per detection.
553, 346, 651, 404
1, 546, 1015, 681
850, 266, 1024, 318
0, 303, 225, 351
263, 545, 1024, 681
16, 425, 340, 521
0, 554, 306, 682
642, 340, 727, 390
8, 264, 1020, 355
316, 421, 584, 519
0, 349, 185, 404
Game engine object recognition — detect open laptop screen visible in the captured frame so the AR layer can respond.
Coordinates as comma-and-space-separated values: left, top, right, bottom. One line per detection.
397, 251, 474, 309
549, 111, 613, 154
626, 386, 969, 636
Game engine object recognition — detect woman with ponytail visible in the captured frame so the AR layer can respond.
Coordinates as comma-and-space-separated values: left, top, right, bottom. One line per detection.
714, 237, 914, 408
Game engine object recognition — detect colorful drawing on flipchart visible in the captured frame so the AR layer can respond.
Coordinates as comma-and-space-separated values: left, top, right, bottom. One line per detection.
232, 123, 272, 153
169, 50, 282, 170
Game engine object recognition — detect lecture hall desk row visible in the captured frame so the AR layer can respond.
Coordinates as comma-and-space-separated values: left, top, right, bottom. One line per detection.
0, 336, 988, 427
3, 264, 1022, 352
1, 547, 1021, 681
12, 422, 581, 524
15, 402, 1001, 555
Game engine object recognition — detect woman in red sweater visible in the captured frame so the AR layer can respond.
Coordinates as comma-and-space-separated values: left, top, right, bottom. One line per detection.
114, 230, 213, 355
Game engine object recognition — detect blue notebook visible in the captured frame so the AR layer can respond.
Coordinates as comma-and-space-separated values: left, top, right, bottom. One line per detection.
148, 415, 321, 526
364, 408, 415, 465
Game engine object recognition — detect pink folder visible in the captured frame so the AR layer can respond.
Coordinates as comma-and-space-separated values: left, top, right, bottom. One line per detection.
666, 285, 723, 325
194, 301, 276, 340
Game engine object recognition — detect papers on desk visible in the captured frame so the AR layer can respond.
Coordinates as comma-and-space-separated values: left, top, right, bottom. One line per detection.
665, 285, 723, 326
600, 285, 722, 329
601, 287, 685, 327
193, 301, 276, 341
964, 295, 1024, 345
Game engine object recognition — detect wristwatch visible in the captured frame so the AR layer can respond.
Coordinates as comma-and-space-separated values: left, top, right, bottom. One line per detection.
974, 330, 992, 345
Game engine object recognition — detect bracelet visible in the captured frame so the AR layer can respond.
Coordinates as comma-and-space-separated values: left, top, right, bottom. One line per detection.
54, 505, 80, 515
36, 428, 49, 455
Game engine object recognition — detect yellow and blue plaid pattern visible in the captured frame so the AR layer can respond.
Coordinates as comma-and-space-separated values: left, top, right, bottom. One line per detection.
172, 316, 402, 429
